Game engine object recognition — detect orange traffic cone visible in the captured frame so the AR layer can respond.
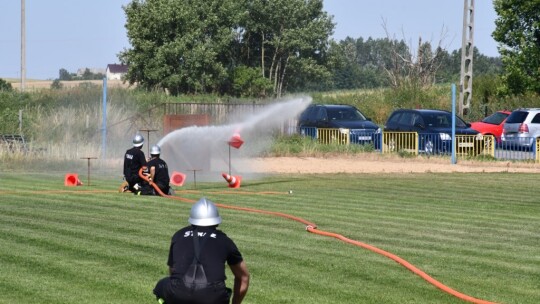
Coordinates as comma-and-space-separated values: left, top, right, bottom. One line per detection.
222, 173, 241, 188
64, 173, 83, 187
170, 171, 186, 187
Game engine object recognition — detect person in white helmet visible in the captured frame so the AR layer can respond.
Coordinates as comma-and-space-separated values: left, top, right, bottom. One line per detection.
153, 198, 250, 304
123, 133, 147, 194
145, 145, 170, 195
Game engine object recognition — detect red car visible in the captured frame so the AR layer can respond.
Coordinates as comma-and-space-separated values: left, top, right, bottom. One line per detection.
470, 110, 512, 143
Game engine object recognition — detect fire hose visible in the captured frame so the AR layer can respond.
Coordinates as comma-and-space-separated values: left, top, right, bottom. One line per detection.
138, 168, 497, 304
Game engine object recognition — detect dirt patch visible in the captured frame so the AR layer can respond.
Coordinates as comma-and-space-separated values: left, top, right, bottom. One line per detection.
243, 154, 540, 174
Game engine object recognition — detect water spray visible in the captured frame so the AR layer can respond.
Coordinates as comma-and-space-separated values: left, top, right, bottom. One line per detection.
157, 96, 312, 182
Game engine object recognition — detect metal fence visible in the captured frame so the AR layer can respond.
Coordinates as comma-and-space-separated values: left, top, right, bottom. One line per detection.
164, 102, 268, 125
381, 132, 491, 157
317, 128, 350, 145
299, 127, 540, 162
383, 132, 418, 154
158, 104, 540, 163
0, 134, 28, 153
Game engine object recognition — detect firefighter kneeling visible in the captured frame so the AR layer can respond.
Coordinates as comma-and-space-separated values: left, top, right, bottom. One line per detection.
139, 145, 171, 195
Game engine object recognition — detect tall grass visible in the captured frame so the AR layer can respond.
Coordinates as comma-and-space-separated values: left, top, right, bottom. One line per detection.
0, 172, 538, 303
268, 134, 376, 157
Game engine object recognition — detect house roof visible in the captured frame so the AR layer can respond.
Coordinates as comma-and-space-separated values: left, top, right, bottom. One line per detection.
107, 64, 128, 74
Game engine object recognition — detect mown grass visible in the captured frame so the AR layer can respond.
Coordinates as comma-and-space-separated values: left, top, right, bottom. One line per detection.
0, 172, 539, 304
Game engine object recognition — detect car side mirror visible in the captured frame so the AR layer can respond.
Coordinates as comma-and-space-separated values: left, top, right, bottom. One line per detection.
466, 123, 471, 127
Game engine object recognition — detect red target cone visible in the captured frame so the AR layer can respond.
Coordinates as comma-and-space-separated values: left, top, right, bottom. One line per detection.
228, 132, 244, 149
170, 171, 186, 187
64, 173, 83, 187
222, 173, 241, 188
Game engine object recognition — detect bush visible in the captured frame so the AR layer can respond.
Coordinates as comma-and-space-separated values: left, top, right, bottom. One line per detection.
0, 78, 13, 92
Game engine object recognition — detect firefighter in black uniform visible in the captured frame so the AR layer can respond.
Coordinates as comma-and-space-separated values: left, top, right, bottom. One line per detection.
123, 134, 147, 194
146, 145, 170, 195
153, 198, 250, 304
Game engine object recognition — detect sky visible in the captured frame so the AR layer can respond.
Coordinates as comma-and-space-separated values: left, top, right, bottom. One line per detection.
0, 0, 500, 80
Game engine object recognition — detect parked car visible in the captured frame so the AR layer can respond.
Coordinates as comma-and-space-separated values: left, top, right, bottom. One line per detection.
501, 108, 540, 150
298, 104, 381, 146
384, 109, 481, 154
470, 110, 511, 144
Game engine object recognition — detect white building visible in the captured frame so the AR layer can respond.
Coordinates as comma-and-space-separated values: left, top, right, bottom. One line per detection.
106, 64, 128, 80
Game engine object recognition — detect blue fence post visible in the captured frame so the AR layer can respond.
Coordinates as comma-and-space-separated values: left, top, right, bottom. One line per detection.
452, 83, 456, 165
380, 129, 384, 154
451, 84, 456, 165
102, 77, 107, 161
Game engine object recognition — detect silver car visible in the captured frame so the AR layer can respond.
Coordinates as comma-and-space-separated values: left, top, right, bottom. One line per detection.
502, 108, 540, 149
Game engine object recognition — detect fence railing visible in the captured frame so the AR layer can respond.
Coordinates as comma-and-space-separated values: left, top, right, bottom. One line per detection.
382, 132, 418, 154
0, 134, 28, 153
299, 127, 540, 162
455, 134, 494, 157
317, 128, 350, 145
164, 102, 268, 125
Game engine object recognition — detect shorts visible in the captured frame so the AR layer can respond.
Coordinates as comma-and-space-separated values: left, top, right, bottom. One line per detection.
153, 277, 231, 304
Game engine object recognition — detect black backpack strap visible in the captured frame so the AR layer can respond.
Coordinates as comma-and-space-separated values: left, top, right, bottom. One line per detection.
192, 227, 209, 263
183, 227, 211, 290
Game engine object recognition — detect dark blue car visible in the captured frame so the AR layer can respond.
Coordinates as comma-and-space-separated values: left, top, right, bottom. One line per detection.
384, 109, 481, 154
298, 104, 381, 147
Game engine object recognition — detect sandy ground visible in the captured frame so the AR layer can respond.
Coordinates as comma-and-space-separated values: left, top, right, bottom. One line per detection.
243, 154, 540, 174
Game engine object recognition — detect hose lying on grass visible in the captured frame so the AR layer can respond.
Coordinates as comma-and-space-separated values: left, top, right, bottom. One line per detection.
139, 168, 498, 304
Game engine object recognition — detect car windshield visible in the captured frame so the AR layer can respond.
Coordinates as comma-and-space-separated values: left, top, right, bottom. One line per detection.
327, 108, 366, 121
422, 113, 467, 128
482, 112, 509, 125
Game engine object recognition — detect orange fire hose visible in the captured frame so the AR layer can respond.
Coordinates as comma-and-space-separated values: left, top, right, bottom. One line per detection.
138, 168, 497, 304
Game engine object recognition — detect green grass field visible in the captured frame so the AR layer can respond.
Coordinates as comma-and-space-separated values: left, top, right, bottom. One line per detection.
0, 172, 539, 304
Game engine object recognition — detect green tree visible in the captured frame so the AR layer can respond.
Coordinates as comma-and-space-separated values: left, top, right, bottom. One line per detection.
58, 68, 72, 81
82, 68, 93, 80
493, 0, 540, 94
120, 0, 333, 97
326, 37, 389, 90
50, 79, 63, 90
0, 78, 13, 91
240, 0, 334, 96
231, 66, 272, 97
120, 0, 242, 95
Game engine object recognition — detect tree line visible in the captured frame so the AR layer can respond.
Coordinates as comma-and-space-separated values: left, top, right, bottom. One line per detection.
325, 38, 501, 91
2, 0, 534, 99
118, 0, 513, 98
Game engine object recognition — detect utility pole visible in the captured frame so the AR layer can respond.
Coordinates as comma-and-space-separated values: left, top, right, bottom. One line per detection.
459, 0, 474, 116
21, 0, 26, 91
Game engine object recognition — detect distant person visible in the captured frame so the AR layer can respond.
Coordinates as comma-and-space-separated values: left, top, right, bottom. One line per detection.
153, 198, 250, 304
145, 145, 171, 195
123, 133, 147, 194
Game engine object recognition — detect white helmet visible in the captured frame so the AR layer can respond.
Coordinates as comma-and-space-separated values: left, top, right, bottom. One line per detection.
150, 145, 161, 156
133, 134, 144, 147
188, 198, 222, 226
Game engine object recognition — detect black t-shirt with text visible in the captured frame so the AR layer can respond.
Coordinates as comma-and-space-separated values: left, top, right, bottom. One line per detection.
147, 157, 170, 186
167, 226, 243, 283
123, 147, 146, 179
